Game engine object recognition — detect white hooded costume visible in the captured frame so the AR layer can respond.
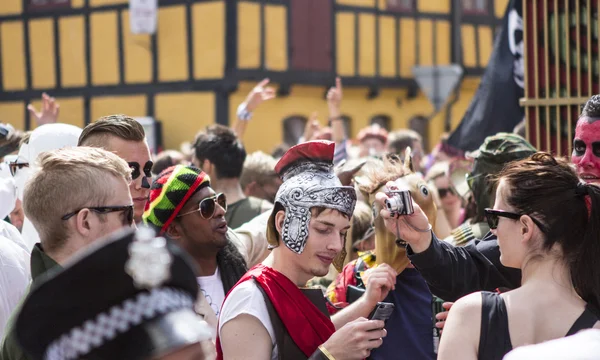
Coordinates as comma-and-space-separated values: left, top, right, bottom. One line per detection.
13, 124, 82, 251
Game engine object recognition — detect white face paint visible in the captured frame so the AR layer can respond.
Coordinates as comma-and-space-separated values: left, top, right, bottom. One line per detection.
0, 163, 17, 219
508, 8, 524, 89
13, 142, 31, 202
14, 124, 82, 248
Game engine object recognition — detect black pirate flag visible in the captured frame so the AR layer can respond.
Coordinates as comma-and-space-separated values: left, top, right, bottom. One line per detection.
448, 0, 524, 151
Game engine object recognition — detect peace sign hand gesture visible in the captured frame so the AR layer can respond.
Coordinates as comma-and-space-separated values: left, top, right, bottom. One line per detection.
244, 78, 276, 112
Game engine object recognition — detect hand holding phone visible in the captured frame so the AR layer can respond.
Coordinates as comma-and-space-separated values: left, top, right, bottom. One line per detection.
368, 302, 395, 323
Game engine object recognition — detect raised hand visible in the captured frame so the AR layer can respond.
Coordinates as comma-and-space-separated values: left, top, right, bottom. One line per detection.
326, 77, 343, 117
375, 180, 434, 253
27, 93, 59, 126
244, 78, 276, 112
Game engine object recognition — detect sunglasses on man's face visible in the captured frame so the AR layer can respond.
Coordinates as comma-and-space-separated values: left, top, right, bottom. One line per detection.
178, 193, 227, 219
484, 208, 546, 233
9, 160, 29, 176
438, 187, 456, 199
61, 205, 135, 226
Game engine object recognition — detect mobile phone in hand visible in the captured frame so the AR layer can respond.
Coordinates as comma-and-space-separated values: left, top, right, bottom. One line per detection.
368, 302, 395, 323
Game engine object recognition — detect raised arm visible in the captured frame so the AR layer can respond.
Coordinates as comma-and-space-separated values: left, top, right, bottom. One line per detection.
27, 93, 59, 126
407, 233, 521, 301
233, 78, 276, 140
326, 77, 346, 145
375, 183, 520, 302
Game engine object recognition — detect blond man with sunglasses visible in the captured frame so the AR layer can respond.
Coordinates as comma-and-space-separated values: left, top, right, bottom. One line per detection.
0, 146, 134, 360
143, 165, 271, 335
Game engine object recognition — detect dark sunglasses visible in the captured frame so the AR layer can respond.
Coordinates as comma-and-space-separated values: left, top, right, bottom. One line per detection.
9, 160, 29, 176
178, 193, 227, 219
438, 187, 456, 198
61, 205, 134, 225
484, 208, 546, 232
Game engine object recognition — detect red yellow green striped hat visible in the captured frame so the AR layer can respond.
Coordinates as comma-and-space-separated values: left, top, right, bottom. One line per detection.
143, 165, 210, 234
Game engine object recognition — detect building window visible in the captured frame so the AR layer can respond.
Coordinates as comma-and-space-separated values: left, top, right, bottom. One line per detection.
408, 115, 429, 151
370, 114, 392, 131
28, 0, 70, 11
462, 0, 488, 15
386, 0, 415, 12
282, 115, 308, 146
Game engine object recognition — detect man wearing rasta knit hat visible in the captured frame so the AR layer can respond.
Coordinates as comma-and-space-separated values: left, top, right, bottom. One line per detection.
217, 140, 396, 360
15, 227, 214, 360
143, 165, 268, 332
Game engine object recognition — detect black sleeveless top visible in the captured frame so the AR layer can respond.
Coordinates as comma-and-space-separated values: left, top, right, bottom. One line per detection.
478, 291, 600, 360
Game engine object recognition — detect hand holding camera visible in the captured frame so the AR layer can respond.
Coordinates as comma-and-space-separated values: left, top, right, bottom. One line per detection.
375, 181, 433, 253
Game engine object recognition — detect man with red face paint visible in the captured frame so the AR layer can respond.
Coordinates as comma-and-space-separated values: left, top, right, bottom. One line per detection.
572, 95, 600, 184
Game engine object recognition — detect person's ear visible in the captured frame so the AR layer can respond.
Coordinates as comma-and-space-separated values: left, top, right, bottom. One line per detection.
520, 216, 535, 243
245, 181, 259, 196
275, 210, 286, 234
166, 221, 182, 240
75, 209, 93, 237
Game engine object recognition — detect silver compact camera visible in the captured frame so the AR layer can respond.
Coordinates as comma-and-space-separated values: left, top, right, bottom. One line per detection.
385, 190, 414, 216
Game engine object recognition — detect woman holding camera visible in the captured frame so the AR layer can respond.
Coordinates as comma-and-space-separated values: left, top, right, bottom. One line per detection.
377, 152, 600, 360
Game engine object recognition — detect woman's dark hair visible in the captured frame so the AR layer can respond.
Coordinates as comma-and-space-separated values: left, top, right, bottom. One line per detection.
494, 152, 600, 309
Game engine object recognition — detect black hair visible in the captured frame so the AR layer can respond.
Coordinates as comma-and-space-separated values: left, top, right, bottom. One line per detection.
496, 152, 600, 310
193, 125, 246, 179
581, 95, 600, 119
217, 240, 248, 293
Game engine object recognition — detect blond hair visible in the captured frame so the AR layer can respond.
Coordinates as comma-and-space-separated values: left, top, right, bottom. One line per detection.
240, 151, 278, 188
78, 114, 145, 147
23, 147, 132, 252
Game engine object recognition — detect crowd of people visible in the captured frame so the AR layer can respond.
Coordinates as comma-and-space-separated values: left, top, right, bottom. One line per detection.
0, 78, 599, 360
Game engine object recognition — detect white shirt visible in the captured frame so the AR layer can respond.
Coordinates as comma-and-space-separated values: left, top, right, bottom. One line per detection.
219, 280, 278, 360
0, 234, 31, 339
197, 267, 225, 317
503, 329, 600, 360
0, 221, 27, 254
230, 210, 270, 268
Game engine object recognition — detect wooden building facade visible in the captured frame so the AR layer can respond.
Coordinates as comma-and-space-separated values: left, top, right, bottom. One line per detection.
0, 0, 507, 153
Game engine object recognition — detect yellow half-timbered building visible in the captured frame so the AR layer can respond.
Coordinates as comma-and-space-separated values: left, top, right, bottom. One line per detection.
0, 0, 507, 153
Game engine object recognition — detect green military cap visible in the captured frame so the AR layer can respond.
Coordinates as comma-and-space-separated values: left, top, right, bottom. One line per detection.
467, 133, 537, 166
466, 133, 537, 223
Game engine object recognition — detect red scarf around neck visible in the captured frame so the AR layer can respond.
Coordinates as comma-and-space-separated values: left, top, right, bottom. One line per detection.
216, 264, 336, 358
